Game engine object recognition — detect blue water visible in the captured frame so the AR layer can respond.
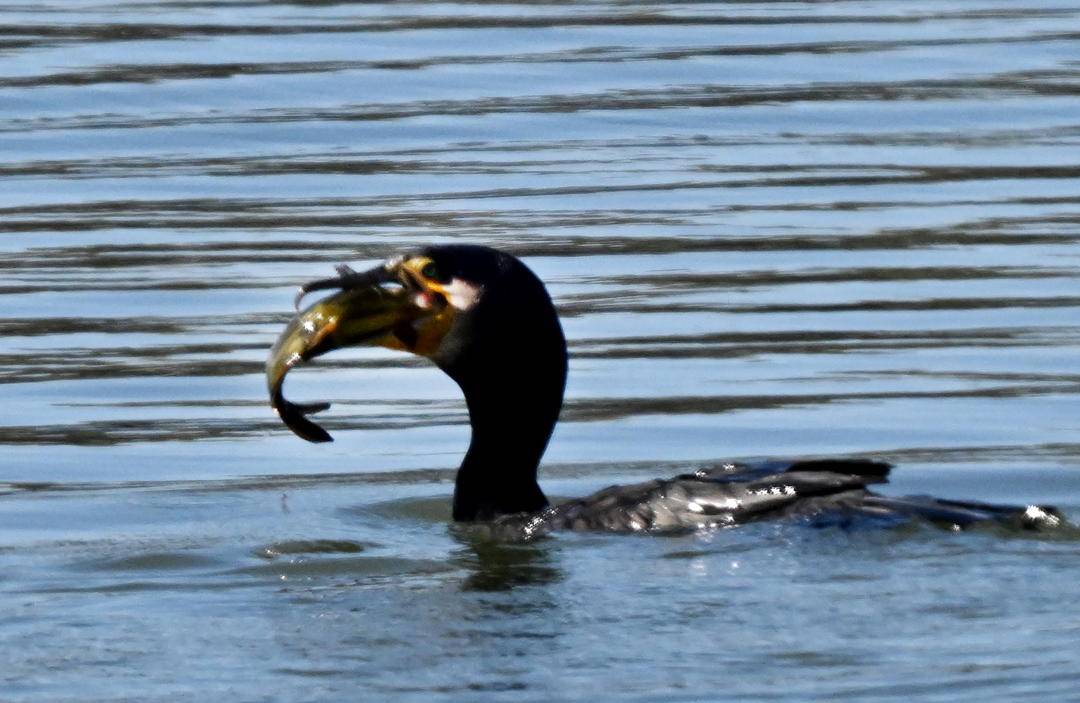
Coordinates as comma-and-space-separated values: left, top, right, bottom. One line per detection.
2, 1, 1079, 700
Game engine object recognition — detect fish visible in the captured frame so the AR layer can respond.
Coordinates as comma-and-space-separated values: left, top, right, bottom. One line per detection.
266, 277, 415, 443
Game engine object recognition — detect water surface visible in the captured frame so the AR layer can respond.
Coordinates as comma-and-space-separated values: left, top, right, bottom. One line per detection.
2, 1, 1079, 701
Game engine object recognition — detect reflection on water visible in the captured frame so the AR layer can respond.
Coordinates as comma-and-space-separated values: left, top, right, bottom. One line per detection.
452, 535, 565, 592
2, 0, 1080, 701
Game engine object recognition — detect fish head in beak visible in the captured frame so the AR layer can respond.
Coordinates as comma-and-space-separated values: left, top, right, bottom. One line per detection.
266, 252, 483, 442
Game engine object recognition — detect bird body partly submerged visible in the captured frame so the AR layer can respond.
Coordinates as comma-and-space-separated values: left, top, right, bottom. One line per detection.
494, 459, 1062, 538
267, 245, 1066, 538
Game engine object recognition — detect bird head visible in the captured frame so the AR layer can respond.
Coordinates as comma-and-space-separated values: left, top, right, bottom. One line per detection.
267, 245, 566, 443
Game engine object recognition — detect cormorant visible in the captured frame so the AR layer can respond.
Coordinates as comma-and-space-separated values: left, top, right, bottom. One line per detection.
267, 245, 1063, 537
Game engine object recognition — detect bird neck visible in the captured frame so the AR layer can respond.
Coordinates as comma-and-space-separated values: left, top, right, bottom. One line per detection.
432, 254, 568, 522
449, 330, 566, 521
451, 380, 561, 522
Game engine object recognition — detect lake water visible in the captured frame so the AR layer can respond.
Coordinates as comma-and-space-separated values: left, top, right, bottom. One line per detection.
2, 1, 1080, 700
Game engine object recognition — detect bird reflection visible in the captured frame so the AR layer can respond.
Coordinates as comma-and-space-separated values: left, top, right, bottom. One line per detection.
450, 528, 563, 592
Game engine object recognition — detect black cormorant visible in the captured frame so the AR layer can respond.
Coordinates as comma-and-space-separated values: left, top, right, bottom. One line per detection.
267, 245, 1063, 536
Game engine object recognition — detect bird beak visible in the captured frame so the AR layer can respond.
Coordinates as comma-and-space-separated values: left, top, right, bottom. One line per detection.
266, 258, 456, 442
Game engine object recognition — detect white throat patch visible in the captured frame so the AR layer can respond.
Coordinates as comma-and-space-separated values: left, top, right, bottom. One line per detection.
443, 278, 483, 310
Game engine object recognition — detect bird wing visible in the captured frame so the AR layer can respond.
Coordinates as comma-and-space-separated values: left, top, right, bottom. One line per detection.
547, 458, 892, 532
507, 458, 1063, 536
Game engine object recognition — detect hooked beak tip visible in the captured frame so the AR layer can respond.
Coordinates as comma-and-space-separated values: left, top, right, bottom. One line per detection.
293, 262, 400, 310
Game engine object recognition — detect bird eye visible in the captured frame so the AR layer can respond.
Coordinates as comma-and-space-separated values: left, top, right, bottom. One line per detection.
421, 262, 442, 280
